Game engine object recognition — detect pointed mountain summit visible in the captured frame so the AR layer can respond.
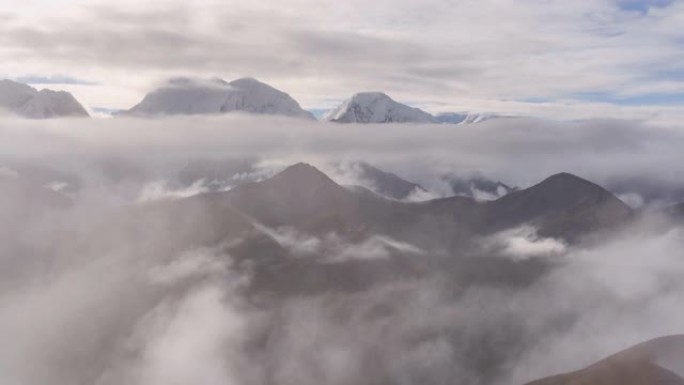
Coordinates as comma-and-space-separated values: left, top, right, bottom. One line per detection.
324, 92, 436, 123
123, 77, 315, 119
266, 162, 340, 189
0, 79, 89, 119
487, 172, 632, 239
220, 163, 361, 232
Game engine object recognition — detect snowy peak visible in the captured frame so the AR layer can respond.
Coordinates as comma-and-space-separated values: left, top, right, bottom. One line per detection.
0, 79, 89, 119
229, 77, 270, 89
124, 77, 315, 119
324, 92, 436, 123
435, 112, 498, 125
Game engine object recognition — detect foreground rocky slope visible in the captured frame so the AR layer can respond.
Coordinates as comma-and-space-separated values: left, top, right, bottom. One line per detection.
527, 336, 684, 385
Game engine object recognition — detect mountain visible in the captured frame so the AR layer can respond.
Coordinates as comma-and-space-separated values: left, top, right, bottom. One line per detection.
187, 164, 631, 247
486, 172, 632, 240
526, 335, 684, 385
435, 112, 497, 125
0, 79, 89, 118
213, 163, 367, 235
323, 92, 436, 123
136, 164, 633, 299
343, 162, 429, 200
123, 77, 315, 119
445, 174, 518, 200
459, 112, 497, 124
434, 112, 468, 124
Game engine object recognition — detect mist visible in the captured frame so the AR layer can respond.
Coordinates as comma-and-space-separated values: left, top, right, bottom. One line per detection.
2, 114, 684, 203
2, 114, 684, 385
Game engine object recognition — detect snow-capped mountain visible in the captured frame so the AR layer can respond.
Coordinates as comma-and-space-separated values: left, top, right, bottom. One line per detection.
123, 77, 315, 119
0, 79, 89, 119
323, 92, 436, 123
433, 112, 468, 124
435, 112, 497, 125
459, 112, 496, 124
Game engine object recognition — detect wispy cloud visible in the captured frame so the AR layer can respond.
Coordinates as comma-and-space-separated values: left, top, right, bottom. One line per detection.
12, 75, 97, 86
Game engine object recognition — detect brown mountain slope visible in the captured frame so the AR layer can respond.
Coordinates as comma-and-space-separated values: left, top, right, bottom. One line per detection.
526, 335, 684, 385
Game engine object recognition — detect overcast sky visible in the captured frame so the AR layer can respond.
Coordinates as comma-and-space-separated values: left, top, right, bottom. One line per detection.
1, 0, 683, 119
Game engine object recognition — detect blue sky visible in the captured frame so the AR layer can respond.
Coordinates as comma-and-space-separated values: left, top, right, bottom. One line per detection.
13, 75, 97, 86
563, 91, 684, 106
618, 0, 675, 13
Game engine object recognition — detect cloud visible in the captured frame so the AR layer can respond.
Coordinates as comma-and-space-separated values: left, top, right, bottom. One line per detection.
257, 224, 425, 262
403, 186, 442, 202
4, 114, 684, 204
123, 285, 246, 385
618, 192, 646, 208
147, 248, 228, 286
504, 218, 684, 383
487, 226, 568, 260
1, 0, 684, 117
0, 165, 19, 178
137, 179, 216, 202
4, 113, 684, 385
12, 75, 97, 85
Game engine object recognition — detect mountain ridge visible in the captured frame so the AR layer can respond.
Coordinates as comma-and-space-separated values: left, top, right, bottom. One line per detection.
123, 77, 315, 119
183, 164, 633, 247
0, 79, 90, 119
324, 92, 436, 123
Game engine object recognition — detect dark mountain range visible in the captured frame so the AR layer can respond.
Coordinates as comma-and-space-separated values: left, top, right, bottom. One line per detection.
2, 160, 676, 385
56, 162, 632, 299
214, 164, 632, 244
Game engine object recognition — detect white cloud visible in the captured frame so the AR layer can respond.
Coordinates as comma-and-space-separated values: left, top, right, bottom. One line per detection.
1, 0, 683, 118
147, 249, 228, 286
0, 165, 19, 178
618, 192, 646, 208
4, 115, 684, 204
404, 186, 442, 202
487, 226, 568, 260
257, 224, 424, 262
137, 179, 214, 202
127, 285, 247, 385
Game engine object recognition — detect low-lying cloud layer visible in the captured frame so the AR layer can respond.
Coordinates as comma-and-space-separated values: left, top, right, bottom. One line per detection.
2, 115, 684, 385
2, 114, 684, 204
